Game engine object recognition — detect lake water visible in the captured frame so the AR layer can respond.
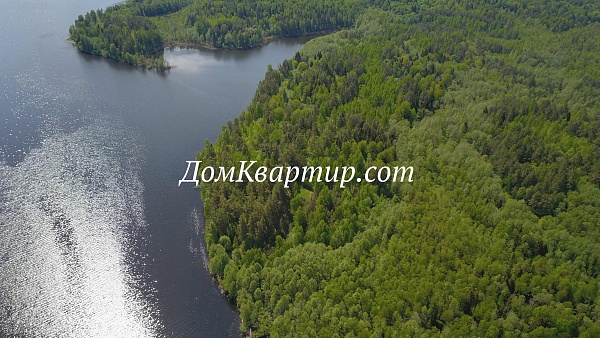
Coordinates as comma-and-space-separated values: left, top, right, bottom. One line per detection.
0, 0, 308, 336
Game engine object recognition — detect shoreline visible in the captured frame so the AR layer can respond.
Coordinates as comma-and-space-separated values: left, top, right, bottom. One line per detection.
67, 28, 336, 68
164, 30, 337, 52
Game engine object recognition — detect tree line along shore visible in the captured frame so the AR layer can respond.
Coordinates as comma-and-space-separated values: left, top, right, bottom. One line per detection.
73, 0, 600, 336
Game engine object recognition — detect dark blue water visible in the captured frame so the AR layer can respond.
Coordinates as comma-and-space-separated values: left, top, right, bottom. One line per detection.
0, 0, 308, 336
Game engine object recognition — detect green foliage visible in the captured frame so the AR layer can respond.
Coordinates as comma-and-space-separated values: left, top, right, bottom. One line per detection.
69, 5, 170, 69
194, 0, 600, 336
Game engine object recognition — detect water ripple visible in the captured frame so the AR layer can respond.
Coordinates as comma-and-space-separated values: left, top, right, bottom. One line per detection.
0, 120, 160, 337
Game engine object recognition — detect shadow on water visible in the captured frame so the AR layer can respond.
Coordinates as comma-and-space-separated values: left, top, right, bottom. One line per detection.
78, 52, 169, 78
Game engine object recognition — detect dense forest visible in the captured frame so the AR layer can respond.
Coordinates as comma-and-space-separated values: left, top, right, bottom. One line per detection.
71, 0, 600, 335
69, 5, 170, 69
194, 0, 600, 336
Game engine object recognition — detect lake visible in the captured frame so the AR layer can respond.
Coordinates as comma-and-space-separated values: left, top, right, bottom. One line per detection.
0, 0, 308, 336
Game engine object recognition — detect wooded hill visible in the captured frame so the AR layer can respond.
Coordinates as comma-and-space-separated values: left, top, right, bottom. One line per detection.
196, 0, 600, 336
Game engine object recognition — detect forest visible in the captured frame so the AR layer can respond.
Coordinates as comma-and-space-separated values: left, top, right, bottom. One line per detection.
69, 5, 170, 69
195, 0, 600, 336
70, 0, 600, 335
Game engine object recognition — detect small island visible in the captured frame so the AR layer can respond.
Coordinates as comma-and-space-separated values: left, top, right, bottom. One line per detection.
69, 5, 169, 70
